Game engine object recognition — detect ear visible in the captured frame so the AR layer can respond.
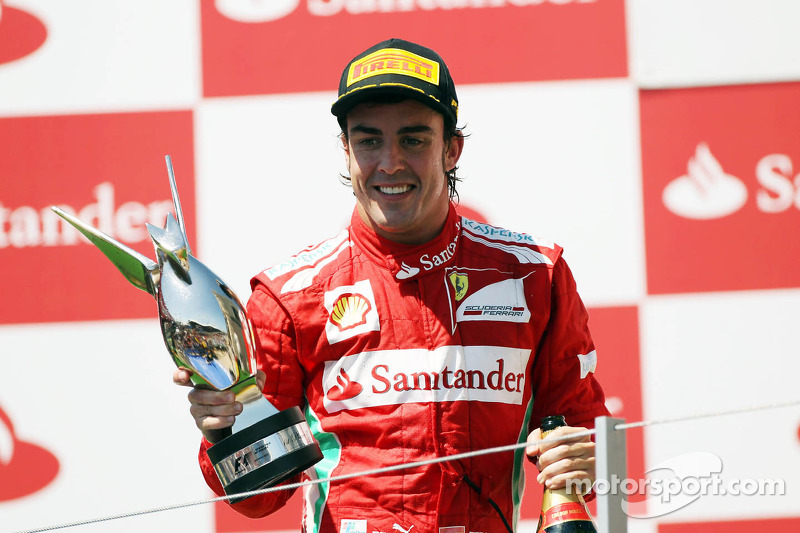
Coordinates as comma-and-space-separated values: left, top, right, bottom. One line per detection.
444, 132, 464, 172
341, 133, 351, 169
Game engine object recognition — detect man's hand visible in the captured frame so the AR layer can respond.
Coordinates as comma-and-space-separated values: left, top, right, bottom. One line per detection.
526, 425, 595, 491
172, 368, 266, 443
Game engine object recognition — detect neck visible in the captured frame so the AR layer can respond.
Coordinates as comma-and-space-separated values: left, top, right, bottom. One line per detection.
357, 203, 450, 246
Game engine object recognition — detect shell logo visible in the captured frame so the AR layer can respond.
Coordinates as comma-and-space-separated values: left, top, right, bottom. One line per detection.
329, 293, 371, 331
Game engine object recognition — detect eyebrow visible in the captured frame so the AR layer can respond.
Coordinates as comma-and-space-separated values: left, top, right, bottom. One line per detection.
350, 125, 382, 136
349, 125, 436, 136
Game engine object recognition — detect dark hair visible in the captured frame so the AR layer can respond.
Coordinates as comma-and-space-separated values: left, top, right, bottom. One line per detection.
337, 96, 465, 201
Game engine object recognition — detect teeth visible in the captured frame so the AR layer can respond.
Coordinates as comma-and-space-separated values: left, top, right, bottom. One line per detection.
378, 185, 412, 195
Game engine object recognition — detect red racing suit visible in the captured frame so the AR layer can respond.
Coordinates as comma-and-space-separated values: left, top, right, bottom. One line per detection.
199, 203, 608, 532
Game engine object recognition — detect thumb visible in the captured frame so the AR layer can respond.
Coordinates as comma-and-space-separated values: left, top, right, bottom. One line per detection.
526, 428, 542, 460
173, 367, 194, 387
255, 369, 267, 392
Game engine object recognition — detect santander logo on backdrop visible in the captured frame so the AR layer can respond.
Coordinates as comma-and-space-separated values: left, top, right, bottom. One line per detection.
216, 0, 300, 22
203, 0, 625, 98
641, 82, 800, 294
0, 404, 59, 501
0, 0, 47, 64
0, 111, 194, 324
1, 182, 171, 249
662, 143, 747, 219
664, 142, 800, 220
214, 0, 598, 22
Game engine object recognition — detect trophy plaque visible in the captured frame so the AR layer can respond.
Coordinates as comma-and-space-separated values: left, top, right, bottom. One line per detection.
52, 156, 323, 503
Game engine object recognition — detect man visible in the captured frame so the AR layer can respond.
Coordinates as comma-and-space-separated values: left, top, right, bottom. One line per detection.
175, 38, 608, 532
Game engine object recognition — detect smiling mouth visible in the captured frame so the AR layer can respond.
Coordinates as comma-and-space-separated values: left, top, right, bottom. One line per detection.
377, 185, 414, 195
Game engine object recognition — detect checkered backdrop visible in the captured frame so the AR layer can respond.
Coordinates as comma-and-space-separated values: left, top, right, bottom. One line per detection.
1, 1, 799, 531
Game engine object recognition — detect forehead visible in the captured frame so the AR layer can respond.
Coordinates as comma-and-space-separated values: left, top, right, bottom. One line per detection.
345, 99, 444, 133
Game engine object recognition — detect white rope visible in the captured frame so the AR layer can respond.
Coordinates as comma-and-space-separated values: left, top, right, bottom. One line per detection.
17, 398, 800, 533
15, 431, 591, 533
614, 398, 800, 430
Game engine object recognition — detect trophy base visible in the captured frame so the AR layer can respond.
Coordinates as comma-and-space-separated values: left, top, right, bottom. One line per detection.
207, 406, 323, 504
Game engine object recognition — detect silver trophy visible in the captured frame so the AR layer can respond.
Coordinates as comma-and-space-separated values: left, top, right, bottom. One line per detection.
51, 156, 322, 503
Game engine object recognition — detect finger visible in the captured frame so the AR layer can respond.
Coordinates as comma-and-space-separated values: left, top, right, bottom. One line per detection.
537, 451, 595, 480
188, 388, 236, 407
525, 428, 542, 459
537, 440, 596, 471
535, 426, 592, 457
556, 426, 592, 442
539, 453, 596, 491
173, 367, 194, 386
536, 445, 596, 489
194, 413, 237, 431
545, 426, 592, 444
189, 400, 243, 431
189, 399, 243, 418
542, 471, 595, 492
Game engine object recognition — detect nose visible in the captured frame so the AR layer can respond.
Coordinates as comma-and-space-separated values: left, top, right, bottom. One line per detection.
377, 142, 404, 175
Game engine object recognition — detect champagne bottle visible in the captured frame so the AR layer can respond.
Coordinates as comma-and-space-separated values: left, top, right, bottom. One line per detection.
535, 415, 597, 532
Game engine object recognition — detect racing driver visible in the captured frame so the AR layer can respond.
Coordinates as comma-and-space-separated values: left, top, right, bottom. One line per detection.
174, 38, 609, 532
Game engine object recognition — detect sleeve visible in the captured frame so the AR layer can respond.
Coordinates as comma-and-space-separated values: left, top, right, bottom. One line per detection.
528, 257, 609, 432
197, 283, 306, 518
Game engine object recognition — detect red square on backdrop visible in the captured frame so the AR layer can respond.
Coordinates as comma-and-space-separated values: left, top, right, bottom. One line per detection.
0, 111, 195, 324
585, 306, 645, 503
640, 82, 800, 294
215, 494, 302, 532
200, 0, 627, 98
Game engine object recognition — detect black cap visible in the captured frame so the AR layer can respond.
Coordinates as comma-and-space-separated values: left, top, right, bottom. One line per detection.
540, 415, 566, 433
331, 38, 458, 125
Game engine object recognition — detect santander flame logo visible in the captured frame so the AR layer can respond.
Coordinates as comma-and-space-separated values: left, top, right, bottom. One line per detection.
662, 143, 748, 220
215, 0, 598, 22
395, 262, 420, 280
0, 1, 48, 65
326, 368, 363, 401
0, 404, 60, 501
215, 0, 300, 22
329, 293, 371, 331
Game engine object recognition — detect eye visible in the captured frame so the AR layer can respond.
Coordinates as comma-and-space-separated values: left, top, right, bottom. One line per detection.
358, 137, 380, 148
402, 137, 425, 147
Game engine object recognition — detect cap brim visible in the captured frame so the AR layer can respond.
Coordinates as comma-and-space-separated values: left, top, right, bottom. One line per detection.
331, 84, 450, 122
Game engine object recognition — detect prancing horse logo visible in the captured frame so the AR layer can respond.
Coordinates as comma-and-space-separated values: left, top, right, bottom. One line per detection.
449, 272, 469, 301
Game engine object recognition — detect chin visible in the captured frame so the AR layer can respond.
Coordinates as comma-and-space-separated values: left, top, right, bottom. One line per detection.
374, 212, 414, 229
